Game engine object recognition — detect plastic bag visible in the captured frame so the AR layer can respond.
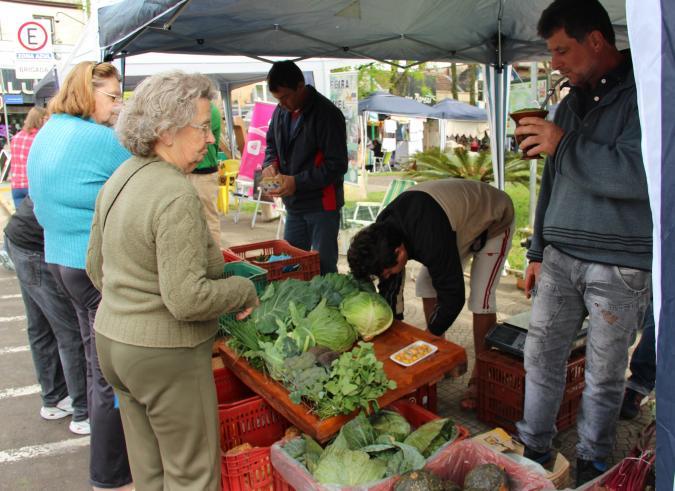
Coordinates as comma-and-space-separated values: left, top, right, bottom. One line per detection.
424, 440, 555, 491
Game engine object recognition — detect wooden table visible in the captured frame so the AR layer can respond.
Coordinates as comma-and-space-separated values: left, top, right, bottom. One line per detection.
217, 320, 467, 442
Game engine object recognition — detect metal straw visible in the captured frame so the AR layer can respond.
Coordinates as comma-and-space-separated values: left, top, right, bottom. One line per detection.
540, 76, 568, 110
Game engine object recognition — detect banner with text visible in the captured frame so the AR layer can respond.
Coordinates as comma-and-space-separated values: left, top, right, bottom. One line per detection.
330, 72, 360, 185
239, 101, 277, 181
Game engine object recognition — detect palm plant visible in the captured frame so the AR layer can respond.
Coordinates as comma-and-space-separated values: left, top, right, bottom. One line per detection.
403, 147, 542, 187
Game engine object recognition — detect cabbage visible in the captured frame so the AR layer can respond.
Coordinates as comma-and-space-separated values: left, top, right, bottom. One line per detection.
340, 291, 394, 340
304, 299, 358, 352
369, 410, 412, 442
314, 448, 387, 485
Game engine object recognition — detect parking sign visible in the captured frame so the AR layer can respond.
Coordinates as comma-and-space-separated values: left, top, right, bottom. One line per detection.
14, 20, 55, 80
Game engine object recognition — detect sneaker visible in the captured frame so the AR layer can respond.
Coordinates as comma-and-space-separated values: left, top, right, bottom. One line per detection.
40, 396, 74, 420
523, 445, 553, 466
576, 458, 607, 487
620, 388, 644, 420
69, 419, 91, 435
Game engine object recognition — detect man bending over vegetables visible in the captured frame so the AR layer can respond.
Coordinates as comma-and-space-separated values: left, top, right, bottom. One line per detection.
347, 178, 514, 411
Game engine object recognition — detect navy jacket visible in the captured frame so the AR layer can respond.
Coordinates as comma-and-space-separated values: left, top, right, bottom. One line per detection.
263, 85, 348, 213
527, 52, 652, 270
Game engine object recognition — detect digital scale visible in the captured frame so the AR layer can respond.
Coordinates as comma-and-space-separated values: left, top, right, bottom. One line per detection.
486, 310, 588, 358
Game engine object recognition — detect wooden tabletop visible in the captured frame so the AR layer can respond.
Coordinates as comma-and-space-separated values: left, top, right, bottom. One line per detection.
217, 320, 467, 442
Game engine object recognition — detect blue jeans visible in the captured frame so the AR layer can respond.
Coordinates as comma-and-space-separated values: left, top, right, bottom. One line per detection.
5, 236, 87, 420
11, 188, 28, 208
627, 301, 655, 396
284, 209, 340, 274
517, 246, 650, 461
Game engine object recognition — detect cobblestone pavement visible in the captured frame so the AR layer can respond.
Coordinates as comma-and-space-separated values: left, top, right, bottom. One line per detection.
0, 201, 653, 490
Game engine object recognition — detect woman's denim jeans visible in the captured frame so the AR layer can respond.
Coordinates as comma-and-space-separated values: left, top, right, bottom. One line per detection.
5, 236, 87, 420
517, 246, 650, 462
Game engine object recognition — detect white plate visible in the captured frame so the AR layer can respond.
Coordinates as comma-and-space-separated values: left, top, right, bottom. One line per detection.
390, 340, 438, 367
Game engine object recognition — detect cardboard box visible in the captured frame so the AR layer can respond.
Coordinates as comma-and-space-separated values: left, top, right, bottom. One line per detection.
473, 428, 570, 489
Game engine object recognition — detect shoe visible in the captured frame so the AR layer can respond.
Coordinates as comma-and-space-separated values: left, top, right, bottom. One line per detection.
576, 458, 607, 487
620, 388, 644, 420
69, 419, 91, 435
460, 378, 478, 411
40, 396, 74, 420
523, 445, 553, 466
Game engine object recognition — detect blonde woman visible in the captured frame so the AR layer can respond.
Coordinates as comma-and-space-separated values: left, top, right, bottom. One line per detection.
27, 61, 132, 491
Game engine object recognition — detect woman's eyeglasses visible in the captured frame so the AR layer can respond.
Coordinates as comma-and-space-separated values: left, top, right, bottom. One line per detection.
96, 89, 123, 104
188, 122, 212, 138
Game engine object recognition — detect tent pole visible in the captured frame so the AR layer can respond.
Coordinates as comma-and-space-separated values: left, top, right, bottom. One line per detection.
223, 87, 237, 158
0, 70, 11, 148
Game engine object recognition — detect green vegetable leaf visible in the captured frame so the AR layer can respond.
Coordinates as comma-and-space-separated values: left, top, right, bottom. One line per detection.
370, 410, 412, 442
340, 412, 377, 450
386, 442, 426, 476
314, 448, 386, 485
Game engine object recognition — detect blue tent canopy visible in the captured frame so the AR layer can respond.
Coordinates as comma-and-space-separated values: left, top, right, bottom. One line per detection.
358, 91, 436, 118
430, 98, 487, 121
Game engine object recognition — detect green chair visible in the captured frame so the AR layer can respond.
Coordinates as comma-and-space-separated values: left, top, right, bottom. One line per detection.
373, 151, 393, 172
346, 178, 417, 227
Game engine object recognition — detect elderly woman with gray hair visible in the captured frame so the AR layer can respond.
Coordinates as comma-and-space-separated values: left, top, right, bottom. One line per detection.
86, 71, 258, 490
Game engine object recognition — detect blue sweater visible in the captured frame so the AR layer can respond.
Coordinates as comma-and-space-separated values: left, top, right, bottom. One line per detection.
27, 114, 131, 269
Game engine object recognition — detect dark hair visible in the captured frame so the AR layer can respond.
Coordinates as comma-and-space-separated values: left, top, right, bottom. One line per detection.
538, 0, 615, 45
267, 60, 305, 92
347, 222, 404, 280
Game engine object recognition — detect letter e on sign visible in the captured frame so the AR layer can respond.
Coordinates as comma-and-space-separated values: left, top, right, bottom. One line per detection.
18, 22, 48, 51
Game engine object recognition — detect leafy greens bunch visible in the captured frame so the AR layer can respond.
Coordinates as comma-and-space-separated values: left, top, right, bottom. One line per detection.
220, 274, 396, 419
282, 409, 459, 486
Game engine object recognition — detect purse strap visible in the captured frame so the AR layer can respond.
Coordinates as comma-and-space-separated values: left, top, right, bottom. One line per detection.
102, 160, 158, 230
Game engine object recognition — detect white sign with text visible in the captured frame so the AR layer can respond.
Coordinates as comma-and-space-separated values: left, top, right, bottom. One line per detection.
14, 19, 55, 80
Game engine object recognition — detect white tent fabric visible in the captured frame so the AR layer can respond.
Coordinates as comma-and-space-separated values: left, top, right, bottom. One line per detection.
628, 2, 673, 489
485, 64, 512, 189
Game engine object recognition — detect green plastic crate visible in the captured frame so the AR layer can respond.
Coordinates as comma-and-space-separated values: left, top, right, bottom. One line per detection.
219, 261, 268, 331
222, 261, 268, 295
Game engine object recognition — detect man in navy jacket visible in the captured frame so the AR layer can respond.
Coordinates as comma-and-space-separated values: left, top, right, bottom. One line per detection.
262, 61, 348, 274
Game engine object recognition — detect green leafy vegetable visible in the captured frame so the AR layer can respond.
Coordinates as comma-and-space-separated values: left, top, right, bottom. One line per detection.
385, 442, 426, 476
370, 410, 412, 442
316, 342, 397, 419
403, 418, 458, 457
340, 412, 377, 449
303, 434, 324, 475
302, 298, 358, 352
340, 291, 394, 340
314, 448, 387, 485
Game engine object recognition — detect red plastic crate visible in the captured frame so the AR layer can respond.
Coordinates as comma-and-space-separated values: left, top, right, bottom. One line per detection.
213, 366, 255, 405
229, 240, 320, 282
388, 400, 470, 441
222, 249, 242, 263
219, 396, 293, 491
476, 349, 585, 434
397, 383, 438, 413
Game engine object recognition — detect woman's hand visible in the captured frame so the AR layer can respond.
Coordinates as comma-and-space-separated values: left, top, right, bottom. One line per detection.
235, 297, 259, 321
236, 306, 254, 321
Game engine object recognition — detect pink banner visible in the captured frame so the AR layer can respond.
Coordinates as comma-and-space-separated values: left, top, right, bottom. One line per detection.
238, 101, 277, 180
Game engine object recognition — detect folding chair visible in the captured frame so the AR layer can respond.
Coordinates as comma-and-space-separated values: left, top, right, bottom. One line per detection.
373, 151, 393, 173
346, 178, 416, 228
230, 177, 278, 228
